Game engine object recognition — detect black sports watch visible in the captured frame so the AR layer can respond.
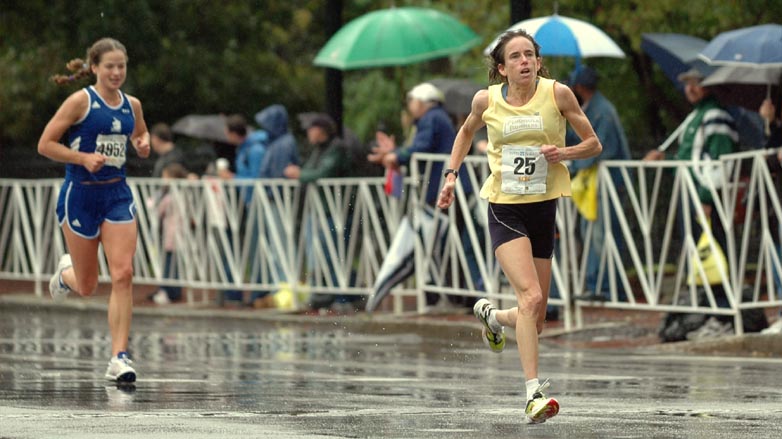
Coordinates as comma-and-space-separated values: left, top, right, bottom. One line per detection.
443, 168, 459, 179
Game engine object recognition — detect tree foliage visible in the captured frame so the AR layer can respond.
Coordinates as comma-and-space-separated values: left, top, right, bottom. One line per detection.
1, 0, 781, 177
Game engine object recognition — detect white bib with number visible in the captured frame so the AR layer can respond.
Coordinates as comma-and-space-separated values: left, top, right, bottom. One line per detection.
95, 134, 127, 169
500, 145, 547, 195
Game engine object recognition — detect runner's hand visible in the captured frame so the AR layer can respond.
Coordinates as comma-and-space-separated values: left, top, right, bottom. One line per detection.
133, 136, 150, 158
437, 180, 456, 209
82, 153, 106, 173
541, 144, 563, 163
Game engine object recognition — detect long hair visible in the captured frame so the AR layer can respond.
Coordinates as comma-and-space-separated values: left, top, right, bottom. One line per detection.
51, 38, 127, 85
487, 29, 550, 84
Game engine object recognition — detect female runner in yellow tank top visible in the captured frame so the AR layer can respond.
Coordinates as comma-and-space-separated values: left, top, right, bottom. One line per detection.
437, 29, 601, 424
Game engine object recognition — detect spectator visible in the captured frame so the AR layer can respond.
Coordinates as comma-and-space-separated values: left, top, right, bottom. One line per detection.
759, 98, 782, 334
368, 83, 480, 308
255, 104, 300, 179
218, 114, 269, 304
285, 113, 353, 311
150, 123, 185, 178
644, 67, 738, 338
252, 105, 300, 305
220, 114, 268, 200
149, 162, 189, 305
566, 65, 632, 301
369, 82, 472, 205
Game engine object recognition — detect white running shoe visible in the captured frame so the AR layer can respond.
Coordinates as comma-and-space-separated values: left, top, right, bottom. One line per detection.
525, 378, 560, 424
761, 318, 782, 334
49, 254, 73, 300
151, 289, 172, 305
685, 317, 733, 341
105, 352, 137, 383
473, 298, 505, 353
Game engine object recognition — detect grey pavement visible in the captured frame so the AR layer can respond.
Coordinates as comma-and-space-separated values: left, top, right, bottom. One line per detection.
1, 295, 782, 438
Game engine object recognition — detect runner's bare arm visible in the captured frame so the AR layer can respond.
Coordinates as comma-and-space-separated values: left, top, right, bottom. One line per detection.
545, 82, 601, 162
128, 95, 150, 158
438, 90, 488, 209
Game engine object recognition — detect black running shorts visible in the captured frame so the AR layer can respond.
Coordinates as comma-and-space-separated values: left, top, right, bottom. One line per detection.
487, 199, 557, 258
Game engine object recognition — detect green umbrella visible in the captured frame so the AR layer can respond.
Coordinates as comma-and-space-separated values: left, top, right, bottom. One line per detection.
314, 7, 481, 70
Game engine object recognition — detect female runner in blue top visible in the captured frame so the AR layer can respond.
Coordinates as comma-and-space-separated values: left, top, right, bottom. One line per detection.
38, 38, 150, 383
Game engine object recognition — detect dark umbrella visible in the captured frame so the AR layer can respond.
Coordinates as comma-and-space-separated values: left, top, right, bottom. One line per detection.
171, 114, 229, 143
640, 33, 710, 91
428, 78, 484, 117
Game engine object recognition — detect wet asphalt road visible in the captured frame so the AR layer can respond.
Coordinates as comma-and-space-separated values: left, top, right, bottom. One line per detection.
1, 306, 782, 438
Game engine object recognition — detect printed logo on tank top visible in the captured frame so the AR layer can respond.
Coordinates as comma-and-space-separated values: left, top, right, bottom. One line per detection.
92, 101, 101, 109
70, 137, 82, 152
111, 117, 122, 133
503, 114, 543, 137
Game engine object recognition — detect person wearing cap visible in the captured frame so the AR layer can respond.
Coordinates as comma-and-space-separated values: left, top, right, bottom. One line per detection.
643, 68, 737, 229
284, 113, 347, 183
284, 113, 353, 311
369, 82, 472, 206
565, 65, 631, 302
644, 66, 737, 314
368, 82, 481, 308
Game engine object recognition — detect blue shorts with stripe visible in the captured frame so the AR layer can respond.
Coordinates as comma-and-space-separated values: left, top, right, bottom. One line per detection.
56, 179, 136, 239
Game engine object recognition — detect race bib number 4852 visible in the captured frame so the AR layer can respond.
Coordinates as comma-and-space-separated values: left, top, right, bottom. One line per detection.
501, 145, 548, 195
95, 134, 127, 168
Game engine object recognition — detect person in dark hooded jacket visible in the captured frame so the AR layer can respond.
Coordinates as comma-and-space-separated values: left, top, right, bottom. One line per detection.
255, 104, 300, 179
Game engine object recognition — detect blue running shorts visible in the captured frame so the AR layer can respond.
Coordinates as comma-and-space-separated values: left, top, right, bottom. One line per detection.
56, 179, 136, 239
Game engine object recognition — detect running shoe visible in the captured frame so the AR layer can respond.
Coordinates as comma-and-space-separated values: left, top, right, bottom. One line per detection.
49, 254, 73, 300
761, 318, 782, 334
685, 317, 733, 341
105, 352, 137, 383
473, 298, 505, 353
525, 378, 560, 424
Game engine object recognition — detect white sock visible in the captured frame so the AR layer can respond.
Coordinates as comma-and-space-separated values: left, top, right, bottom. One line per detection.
526, 378, 540, 401
487, 310, 502, 332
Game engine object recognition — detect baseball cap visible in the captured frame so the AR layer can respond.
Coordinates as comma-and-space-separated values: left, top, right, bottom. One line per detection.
568, 65, 599, 89
407, 83, 445, 103
298, 112, 336, 136
677, 67, 705, 82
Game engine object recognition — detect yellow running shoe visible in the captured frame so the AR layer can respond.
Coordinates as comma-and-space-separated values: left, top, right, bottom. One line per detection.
473, 298, 505, 353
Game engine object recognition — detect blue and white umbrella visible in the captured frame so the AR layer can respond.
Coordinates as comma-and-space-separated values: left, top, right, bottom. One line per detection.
699, 23, 782, 67
699, 24, 782, 133
484, 14, 625, 59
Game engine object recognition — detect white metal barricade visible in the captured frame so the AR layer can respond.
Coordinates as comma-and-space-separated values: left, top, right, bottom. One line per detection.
0, 149, 780, 328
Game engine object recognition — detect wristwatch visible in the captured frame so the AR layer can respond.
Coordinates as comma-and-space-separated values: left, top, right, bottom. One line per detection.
443, 168, 459, 179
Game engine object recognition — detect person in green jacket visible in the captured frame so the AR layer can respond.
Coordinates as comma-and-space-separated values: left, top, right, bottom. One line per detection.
284, 113, 354, 311
284, 114, 348, 183
644, 67, 738, 317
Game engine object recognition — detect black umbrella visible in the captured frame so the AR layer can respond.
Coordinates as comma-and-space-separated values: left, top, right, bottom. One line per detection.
428, 78, 484, 117
171, 114, 229, 143
640, 33, 710, 91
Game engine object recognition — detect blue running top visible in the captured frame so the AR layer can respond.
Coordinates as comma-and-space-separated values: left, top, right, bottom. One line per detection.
65, 86, 135, 182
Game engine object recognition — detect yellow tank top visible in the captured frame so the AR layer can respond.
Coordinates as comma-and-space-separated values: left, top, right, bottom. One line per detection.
479, 78, 571, 203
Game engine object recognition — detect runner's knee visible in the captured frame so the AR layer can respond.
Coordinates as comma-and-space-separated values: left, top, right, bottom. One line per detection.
110, 263, 133, 288
74, 277, 99, 297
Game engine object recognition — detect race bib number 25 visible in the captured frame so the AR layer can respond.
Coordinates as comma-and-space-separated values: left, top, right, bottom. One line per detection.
95, 134, 127, 168
501, 145, 548, 195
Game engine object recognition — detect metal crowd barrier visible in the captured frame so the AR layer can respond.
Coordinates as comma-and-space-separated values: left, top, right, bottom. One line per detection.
1, 149, 780, 332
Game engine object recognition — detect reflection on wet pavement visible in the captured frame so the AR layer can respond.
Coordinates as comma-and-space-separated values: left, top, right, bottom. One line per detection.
1, 309, 782, 438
